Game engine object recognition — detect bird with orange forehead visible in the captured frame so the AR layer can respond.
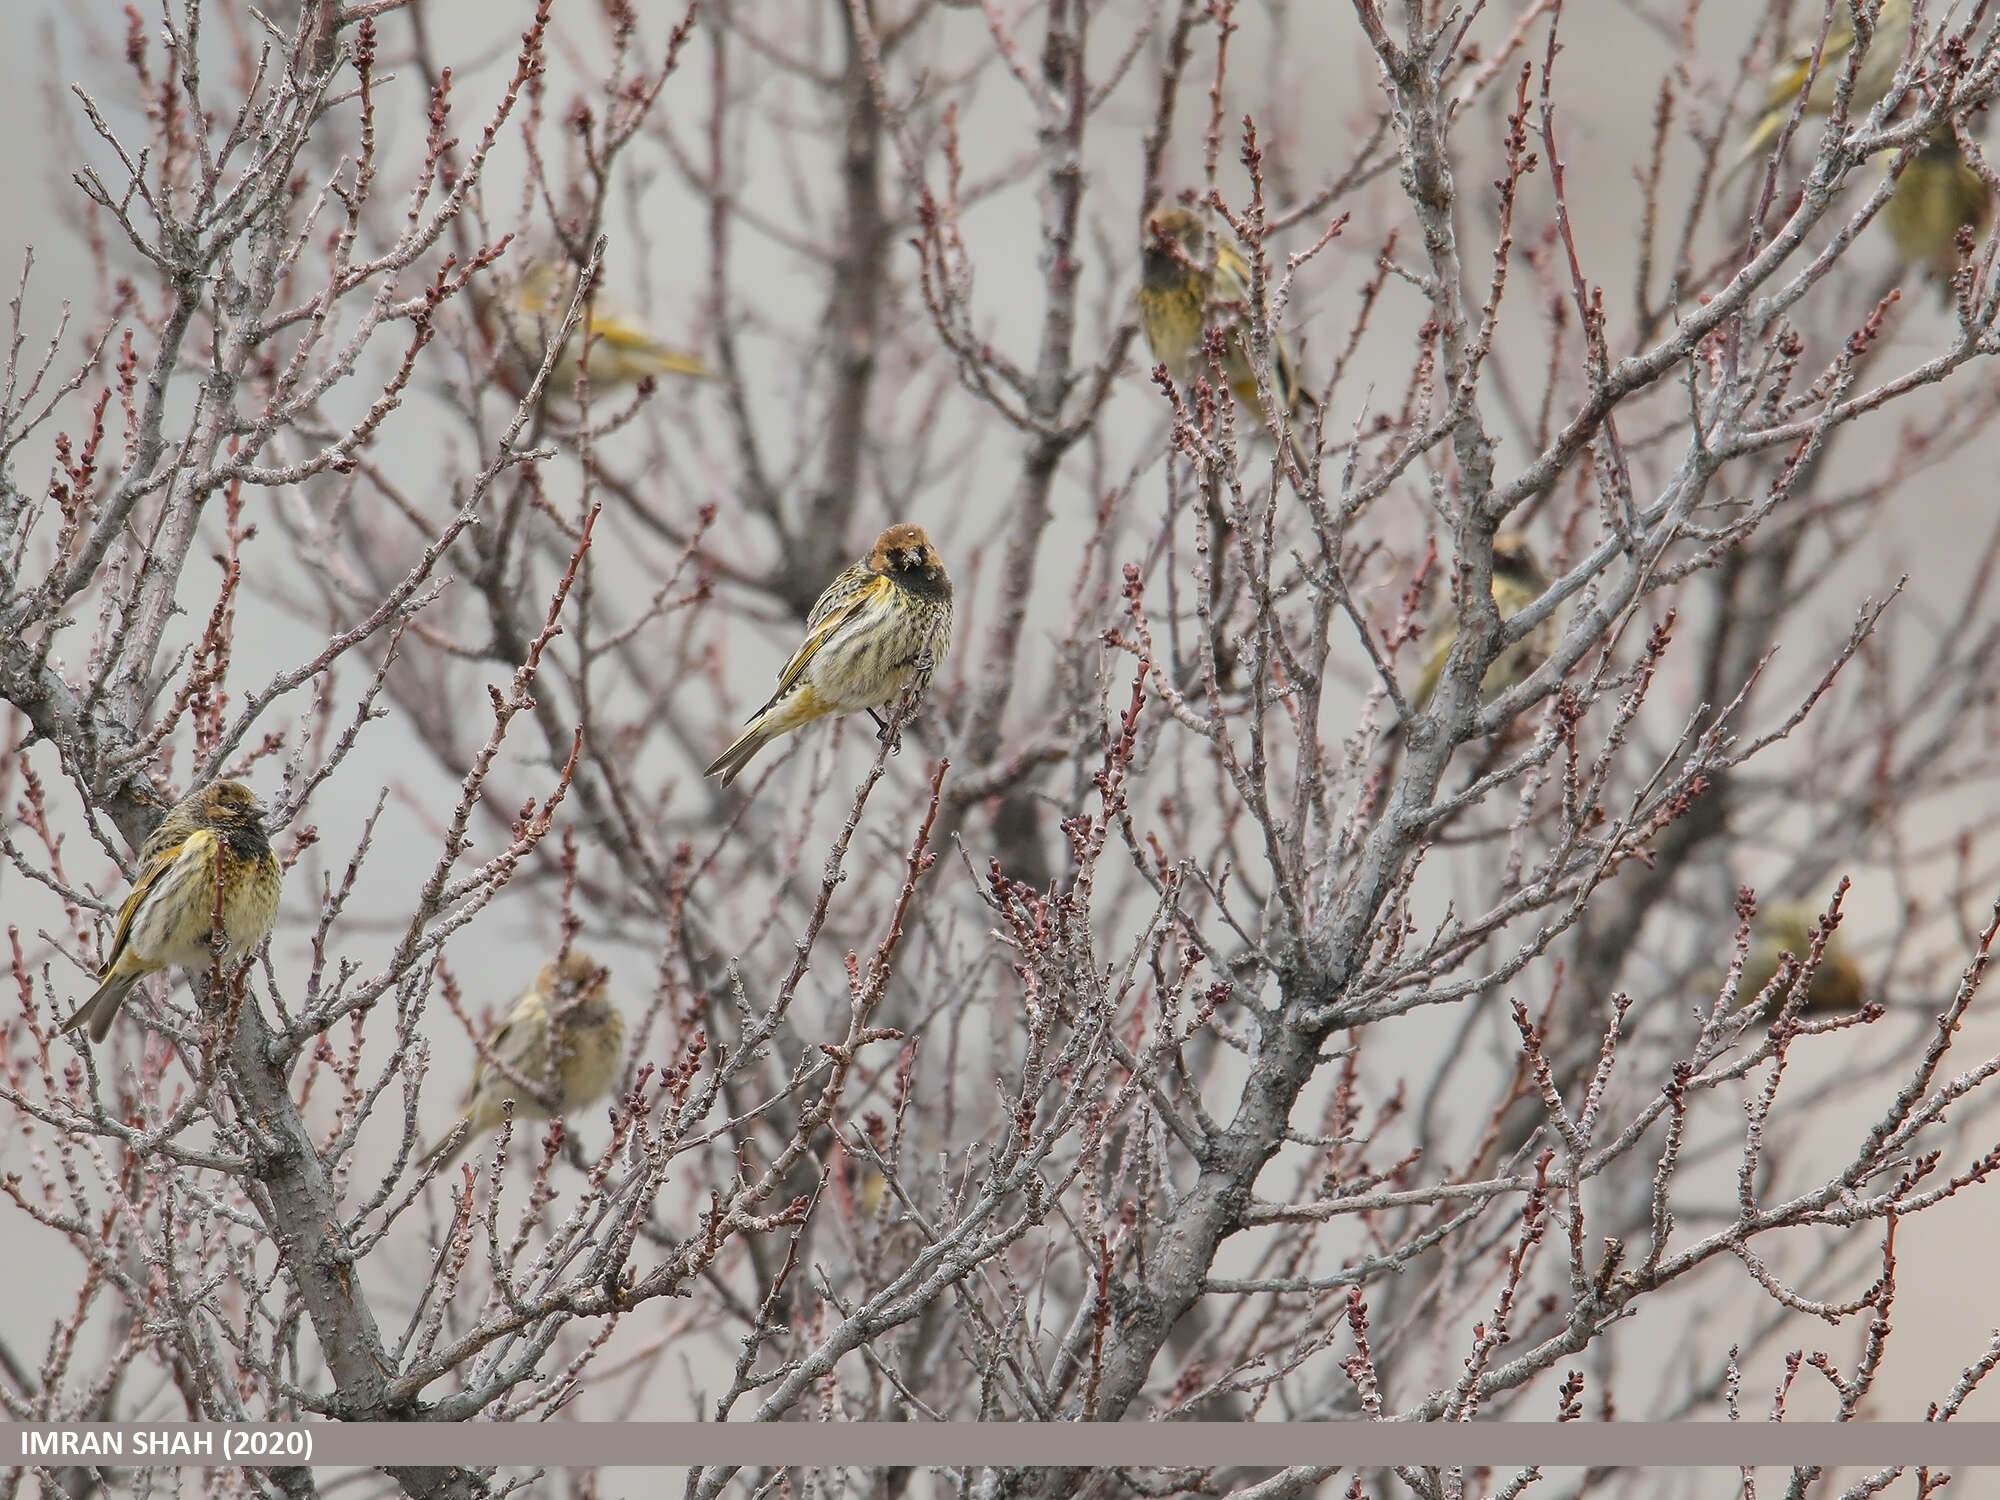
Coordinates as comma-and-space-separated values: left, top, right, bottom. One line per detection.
421, 947, 626, 1170
60, 780, 282, 1043
1408, 532, 1552, 716
1138, 203, 1303, 415
706, 524, 954, 788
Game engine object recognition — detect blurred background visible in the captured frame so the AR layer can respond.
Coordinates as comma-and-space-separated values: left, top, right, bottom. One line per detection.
4, 0, 2000, 1491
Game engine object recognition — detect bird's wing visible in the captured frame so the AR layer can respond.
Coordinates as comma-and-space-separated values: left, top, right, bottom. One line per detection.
1763, 18, 1859, 111
1492, 575, 1544, 623
763, 568, 887, 709
583, 312, 706, 369
135, 808, 189, 866
1212, 239, 1303, 406
102, 828, 217, 973
803, 560, 876, 631
516, 261, 571, 317
466, 992, 533, 1103
585, 309, 651, 349
1411, 630, 1452, 714
1211, 240, 1258, 311
466, 1020, 509, 1101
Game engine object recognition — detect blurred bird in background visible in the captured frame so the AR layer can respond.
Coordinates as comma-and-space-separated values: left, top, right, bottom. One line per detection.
421, 947, 626, 1170
478, 258, 711, 400
1734, 903, 1867, 1015
1409, 533, 1552, 716
1883, 131, 1993, 292
1138, 204, 1302, 415
60, 780, 282, 1043
1725, 0, 1913, 184
705, 524, 954, 789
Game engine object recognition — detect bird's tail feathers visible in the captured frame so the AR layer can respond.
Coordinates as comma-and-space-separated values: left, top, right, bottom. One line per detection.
631, 344, 714, 381
1720, 114, 1783, 188
705, 720, 775, 788
59, 970, 141, 1043
419, 1108, 478, 1171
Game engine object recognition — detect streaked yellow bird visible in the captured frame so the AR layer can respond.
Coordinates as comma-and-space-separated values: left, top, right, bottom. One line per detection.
1138, 205, 1302, 414
705, 524, 955, 789
60, 780, 282, 1043
483, 259, 711, 398
1726, 0, 1912, 183
1409, 533, 1551, 714
1883, 132, 1993, 288
1734, 903, 1866, 1014
421, 948, 626, 1170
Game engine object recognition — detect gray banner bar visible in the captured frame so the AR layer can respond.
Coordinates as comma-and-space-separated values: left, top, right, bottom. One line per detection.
10, 1424, 2000, 1469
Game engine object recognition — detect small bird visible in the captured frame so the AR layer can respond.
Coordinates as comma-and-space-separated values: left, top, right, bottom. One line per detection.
480, 259, 711, 399
60, 781, 282, 1043
1734, 903, 1867, 1014
1883, 131, 1993, 289
421, 947, 626, 1170
1409, 533, 1552, 715
1725, 0, 1913, 184
705, 524, 954, 788
1139, 204, 1302, 414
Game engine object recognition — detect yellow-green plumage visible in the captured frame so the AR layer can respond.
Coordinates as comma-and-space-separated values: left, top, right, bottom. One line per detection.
486, 260, 711, 396
1726, 0, 1912, 182
1733, 903, 1866, 1014
1883, 134, 1993, 288
1410, 533, 1552, 714
706, 523, 955, 788
60, 780, 282, 1043
1139, 205, 1302, 413
421, 948, 626, 1170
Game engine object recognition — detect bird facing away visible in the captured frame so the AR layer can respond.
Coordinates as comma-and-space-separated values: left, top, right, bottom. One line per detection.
1139, 205, 1302, 414
705, 523, 955, 788
1734, 903, 1867, 1015
1409, 533, 1552, 715
60, 780, 282, 1043
420, 948, 626, 1170
1726, 0, 1912, 183
483, 259, 711, 398
1883, 132, 1994, 288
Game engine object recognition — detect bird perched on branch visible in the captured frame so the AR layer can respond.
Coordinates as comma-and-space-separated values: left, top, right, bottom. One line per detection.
421, 948, 626, 1170
1409, 533, 1552, 716
705, 523, 954, 788
479, 259, 711, 399
1734, 904, 1867, 1014
1139, 204, 1303, 414
1725, 0, 1912, 184
1883, 131, 1993, 291
60, 780, 282, 1043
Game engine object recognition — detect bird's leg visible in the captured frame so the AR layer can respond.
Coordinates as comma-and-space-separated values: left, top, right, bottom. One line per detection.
870, 708, 902, 755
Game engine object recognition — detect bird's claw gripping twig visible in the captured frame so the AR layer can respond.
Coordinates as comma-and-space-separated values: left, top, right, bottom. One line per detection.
869, 708, 903, 755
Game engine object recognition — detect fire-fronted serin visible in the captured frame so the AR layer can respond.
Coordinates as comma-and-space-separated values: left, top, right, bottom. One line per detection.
61, 780, 281, 1042
1410, 533, 1551, 715
421, 947, 626, 1169
1139, 204, 1302, 414
706, 524, 954, 788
